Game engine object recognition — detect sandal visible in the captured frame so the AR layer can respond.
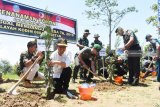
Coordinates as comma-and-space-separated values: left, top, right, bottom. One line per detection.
23, 80, 33, 88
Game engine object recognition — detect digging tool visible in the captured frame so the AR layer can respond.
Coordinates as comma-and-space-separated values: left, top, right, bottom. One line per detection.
140, 60, 154, 82
84, 67, 104, 81
147, 60, 153, 70
7, 56, 41, 95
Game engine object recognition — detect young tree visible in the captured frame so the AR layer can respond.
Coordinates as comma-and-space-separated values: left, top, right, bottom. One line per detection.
40, 26, 55, 100
40, 10, 55, 99
84, 0, 137, 50
146, 4, 158, 27
0, 59, 12, 74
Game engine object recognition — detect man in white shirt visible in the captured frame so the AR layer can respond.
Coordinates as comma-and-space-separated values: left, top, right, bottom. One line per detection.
48, 38, 72, 94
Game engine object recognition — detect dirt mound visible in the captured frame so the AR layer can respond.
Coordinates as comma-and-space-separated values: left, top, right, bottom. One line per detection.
95, 82, 127, 91
0, 92, 48, 107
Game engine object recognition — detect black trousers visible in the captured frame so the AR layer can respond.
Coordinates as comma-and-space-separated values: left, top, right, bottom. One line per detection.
127, 44, 141, 83
53, 67, 72, 93
128, 57, 140, 83
96, 57, 101, 75
73, 65, 83, 79
73, 53, 84, 79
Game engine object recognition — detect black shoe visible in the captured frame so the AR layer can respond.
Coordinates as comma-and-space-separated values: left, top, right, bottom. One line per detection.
128, 81, 133, 85
80, 73, 83, 78
50, 91, 56, 99
86, 78, 93, 82
46, 90, 55, 100
128, 78, 134, 85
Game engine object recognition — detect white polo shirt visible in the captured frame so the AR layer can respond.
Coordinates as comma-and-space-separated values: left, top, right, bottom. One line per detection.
50, 50, 71, 78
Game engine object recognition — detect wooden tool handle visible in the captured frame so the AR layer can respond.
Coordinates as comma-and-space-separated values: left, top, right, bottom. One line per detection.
85, 67, 104, 80
7, 56, 41, 94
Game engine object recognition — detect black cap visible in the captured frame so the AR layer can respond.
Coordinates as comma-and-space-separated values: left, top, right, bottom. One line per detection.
145, 34, 152, 42
84, 29, 90, 34
56, 38, 68, 46
27, 41, 37, 48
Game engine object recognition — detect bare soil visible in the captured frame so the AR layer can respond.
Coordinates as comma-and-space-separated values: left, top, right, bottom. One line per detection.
0, 76, 160, 107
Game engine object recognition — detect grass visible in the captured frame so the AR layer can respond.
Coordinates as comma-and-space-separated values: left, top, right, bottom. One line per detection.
2, 73, 19, 80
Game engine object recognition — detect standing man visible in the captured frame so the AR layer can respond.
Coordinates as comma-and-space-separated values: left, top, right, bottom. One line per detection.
91, 34, 103, 75
77, 29, 90, 50
19, 41, 44, 88
91, 34, 102, 47
48, 38, 72, 94
72, 29, 90, 83
115, 27, 141, 86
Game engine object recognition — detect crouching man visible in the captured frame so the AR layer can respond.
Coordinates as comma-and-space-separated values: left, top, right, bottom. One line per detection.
77, 44, 102, 82
19, 41, 45, 88
48, 38, 72, 94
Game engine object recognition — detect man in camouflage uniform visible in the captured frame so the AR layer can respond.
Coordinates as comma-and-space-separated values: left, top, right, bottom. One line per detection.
72, 29, 90, 83
77, 29, 90, 50
19, 41, 44, 87
78, 44, 102, 82
91, 34, 102, 47
115, 27, 141, 86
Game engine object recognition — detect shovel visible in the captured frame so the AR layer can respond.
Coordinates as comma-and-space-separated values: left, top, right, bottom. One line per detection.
7, 56, 41, 95
84, 67, 104, 81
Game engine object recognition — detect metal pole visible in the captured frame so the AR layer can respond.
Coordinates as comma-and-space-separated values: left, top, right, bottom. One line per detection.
102, 56, 105, 77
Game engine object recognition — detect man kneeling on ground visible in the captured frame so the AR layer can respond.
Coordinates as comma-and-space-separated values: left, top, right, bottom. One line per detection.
48, 38, 72, 95
19, 41, 45, 88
